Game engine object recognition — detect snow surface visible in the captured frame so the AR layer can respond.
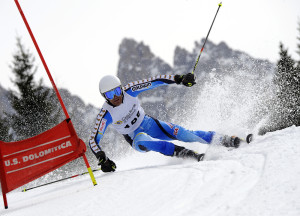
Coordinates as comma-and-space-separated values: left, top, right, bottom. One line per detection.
1, 126, 300, 216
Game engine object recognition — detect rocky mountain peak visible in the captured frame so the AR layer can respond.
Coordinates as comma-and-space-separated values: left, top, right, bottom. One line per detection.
119, 38, 154, 59
174, 39, 274, 76
117, 38, 172, 85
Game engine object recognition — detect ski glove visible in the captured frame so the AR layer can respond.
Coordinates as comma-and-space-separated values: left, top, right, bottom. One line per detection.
96, 151, 116, 173
174, 73, 196, 87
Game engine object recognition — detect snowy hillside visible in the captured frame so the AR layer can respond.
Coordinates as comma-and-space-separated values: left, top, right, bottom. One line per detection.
1, 126, 300, 216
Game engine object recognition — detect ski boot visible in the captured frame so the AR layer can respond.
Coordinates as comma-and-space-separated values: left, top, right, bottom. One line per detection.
173, 145, 205, 162
221, 135, 240, 148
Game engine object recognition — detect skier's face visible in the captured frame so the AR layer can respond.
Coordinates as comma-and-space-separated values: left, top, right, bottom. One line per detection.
109, 94, 123, 106
103, 86, 123, 106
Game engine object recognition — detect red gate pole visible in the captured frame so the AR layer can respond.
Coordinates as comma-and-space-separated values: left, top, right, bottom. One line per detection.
13, 0, 98, 186
11, 0, 98, 208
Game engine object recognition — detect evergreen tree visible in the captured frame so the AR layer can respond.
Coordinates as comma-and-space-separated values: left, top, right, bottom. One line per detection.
8, 37, 60, 140
297, 21, 300, 64
272, 43, 300, 130
0, 116, 10, 141
295, 21, 300, 124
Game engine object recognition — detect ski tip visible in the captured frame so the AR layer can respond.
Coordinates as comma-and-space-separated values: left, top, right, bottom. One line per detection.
246, 134, 253, 144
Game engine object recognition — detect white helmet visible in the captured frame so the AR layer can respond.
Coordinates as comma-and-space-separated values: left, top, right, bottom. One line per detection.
99, 75, 122, 94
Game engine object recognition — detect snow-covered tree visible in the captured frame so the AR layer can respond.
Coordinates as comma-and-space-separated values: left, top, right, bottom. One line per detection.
0, 116, 10, 141
261, 43, 300, 134
297, 21, 300, 65
8, 37, 60, 140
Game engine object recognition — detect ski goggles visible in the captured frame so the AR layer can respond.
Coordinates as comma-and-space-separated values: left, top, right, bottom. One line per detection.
104, 86, 122, 100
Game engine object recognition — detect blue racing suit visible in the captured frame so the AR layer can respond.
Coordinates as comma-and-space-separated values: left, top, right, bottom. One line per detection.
89, 74, 215, 157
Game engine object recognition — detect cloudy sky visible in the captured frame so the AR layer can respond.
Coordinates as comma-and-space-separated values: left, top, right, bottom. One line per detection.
1, 0, 299, 108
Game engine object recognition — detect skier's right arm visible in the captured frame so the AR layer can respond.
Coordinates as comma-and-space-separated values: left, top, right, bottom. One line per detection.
89, 109, 116, 172
89, 108, 112, 156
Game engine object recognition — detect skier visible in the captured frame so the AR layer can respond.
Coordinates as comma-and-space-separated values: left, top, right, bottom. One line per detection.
89, 73, 240, 172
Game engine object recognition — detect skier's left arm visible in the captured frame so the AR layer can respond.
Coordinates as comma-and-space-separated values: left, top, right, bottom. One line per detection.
124, 73, 196, 97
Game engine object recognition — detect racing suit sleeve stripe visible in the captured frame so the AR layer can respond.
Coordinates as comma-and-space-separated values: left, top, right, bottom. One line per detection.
123, 74, 176, 97
89, 109, 112, 155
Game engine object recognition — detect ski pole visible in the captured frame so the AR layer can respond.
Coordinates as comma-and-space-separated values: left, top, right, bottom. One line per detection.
22, 168, 101, 192
192, 2, 222, 75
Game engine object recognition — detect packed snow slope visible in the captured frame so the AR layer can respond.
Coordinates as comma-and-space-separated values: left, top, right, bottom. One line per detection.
1, 126, 300, 216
